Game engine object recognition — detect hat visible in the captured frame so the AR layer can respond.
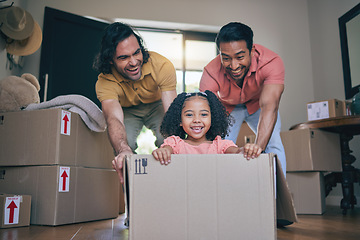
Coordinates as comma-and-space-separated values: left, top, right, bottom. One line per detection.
0, 6, 35, 40
6, 21, 42, 56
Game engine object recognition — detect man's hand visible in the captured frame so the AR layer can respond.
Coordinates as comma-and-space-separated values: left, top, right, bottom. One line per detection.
112, 150, 133, 184
242, 143, 263, 160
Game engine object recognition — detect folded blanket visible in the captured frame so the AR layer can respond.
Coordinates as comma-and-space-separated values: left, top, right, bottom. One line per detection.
25, 94, 106, 132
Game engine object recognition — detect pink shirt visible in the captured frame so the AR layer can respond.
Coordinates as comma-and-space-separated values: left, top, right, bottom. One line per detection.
161, 135, 237, 154
199, 44, 284, 114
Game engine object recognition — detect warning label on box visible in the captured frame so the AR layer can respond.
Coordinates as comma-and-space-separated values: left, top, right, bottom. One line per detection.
4, 197, 20, 225
61, 110, 71, 135
307, 101, 329, 121
59, 167, 70, 192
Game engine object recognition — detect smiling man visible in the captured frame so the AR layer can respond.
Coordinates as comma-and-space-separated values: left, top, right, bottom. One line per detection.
199, 22, 286, 176
93, 22, 177, 184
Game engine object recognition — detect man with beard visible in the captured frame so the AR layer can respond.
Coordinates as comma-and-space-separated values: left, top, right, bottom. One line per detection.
199, 22, 286, 176
93, 22, 177, 184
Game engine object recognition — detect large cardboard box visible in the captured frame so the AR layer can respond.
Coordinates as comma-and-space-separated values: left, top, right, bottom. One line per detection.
0, 165, 119, 225
286, 172, 325, 214
124, 154, 297, 240
0, 109, 113, 169
281, 129, 342, 172
0, 194, 31, 228
307, 99, 346, 121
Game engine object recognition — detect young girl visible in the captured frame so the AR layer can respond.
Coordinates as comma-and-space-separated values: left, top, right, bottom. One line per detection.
152, 90, 243, 165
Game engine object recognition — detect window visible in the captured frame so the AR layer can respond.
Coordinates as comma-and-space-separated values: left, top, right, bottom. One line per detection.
134, 28, 217, 154
137, 29, 217, 92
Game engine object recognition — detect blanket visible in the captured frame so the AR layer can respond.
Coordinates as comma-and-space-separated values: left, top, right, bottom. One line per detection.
25, 94, 106, 132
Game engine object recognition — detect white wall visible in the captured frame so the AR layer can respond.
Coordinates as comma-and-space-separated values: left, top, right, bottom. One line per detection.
0, 0, 359, 205
307, 0, 360, 205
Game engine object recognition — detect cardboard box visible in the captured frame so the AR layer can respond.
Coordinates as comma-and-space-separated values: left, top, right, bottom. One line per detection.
236, 121, 256, 147
0, 194, 31, 228
124, 154, 297, 240
281, 129, 342, 172
286, 172, 325, 214
0, 165, 119, 226
307, 99, 346, 121
0, 109, 113, 168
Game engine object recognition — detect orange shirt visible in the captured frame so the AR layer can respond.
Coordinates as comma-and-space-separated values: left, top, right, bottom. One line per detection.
199, 44, 284, 114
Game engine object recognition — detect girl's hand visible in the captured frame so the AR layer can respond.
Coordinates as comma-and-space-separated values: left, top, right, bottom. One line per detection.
152, 146, 172, 165
242, 143, 263, 160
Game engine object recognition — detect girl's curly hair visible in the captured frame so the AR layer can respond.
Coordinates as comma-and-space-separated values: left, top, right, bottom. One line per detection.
160, 90, 233, 141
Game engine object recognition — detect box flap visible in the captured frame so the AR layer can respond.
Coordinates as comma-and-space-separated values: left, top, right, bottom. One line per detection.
274, 154, 298, 222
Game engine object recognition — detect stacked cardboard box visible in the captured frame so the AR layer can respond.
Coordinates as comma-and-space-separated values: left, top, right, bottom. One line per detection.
124, 154, 297, 240
307, 99, 346, 121
0, 109, 119, 225
0, 193, 31, 228
281, 128, 342, 214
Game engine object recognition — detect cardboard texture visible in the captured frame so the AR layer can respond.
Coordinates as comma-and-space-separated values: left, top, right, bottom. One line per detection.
0, 166, 119, 225
235, 121, 256, 147
281, 129, 342, 172
307, 99, 346, 121
124, 154, 297, 240
286, 172, 325, 214
0, 194, 31, 228
0, 109, 113, 169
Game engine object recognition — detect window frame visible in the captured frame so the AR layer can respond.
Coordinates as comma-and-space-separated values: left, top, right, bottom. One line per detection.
135, 27, 217, 92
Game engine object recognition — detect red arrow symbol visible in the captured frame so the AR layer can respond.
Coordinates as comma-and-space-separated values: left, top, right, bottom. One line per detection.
7, 201, 18, 223
62, 115, 69, 134
61, 171, 68, 191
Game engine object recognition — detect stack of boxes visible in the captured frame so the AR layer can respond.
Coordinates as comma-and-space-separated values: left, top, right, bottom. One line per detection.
0, 109, 120, 226
281, 99, 346, 214
235, 99, 346, 214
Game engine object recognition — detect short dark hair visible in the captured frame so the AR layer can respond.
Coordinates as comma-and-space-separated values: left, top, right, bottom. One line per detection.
215, 22, 254, 52
93, 22, 150, 74
160, 90, 233, 141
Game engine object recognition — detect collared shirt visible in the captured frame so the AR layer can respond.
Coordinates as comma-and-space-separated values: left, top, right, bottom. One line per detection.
199, 44, 284, 114
96, 51, 176, 107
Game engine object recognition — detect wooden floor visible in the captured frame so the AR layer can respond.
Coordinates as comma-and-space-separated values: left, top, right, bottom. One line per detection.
1, 206, 360, 240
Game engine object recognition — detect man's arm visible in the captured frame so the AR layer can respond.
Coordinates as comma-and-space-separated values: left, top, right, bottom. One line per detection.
243, 84, 284, 159
101, 99, 133, 184
161, 90, 177, 112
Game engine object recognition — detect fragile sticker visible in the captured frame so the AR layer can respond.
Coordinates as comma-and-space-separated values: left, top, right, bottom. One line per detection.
61, 110, 71, 135
4, 197, 20, 225
134, 158, 148, 174
59, 166, 70, 192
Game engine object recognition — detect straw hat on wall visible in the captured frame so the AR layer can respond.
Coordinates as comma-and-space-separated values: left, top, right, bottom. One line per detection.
6, 21, 42, 56
0, 6, 34, 40
0, 6, 42, 56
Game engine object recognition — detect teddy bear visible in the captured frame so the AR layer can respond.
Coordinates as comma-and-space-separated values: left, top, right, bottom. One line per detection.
0, 73, 40, 113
